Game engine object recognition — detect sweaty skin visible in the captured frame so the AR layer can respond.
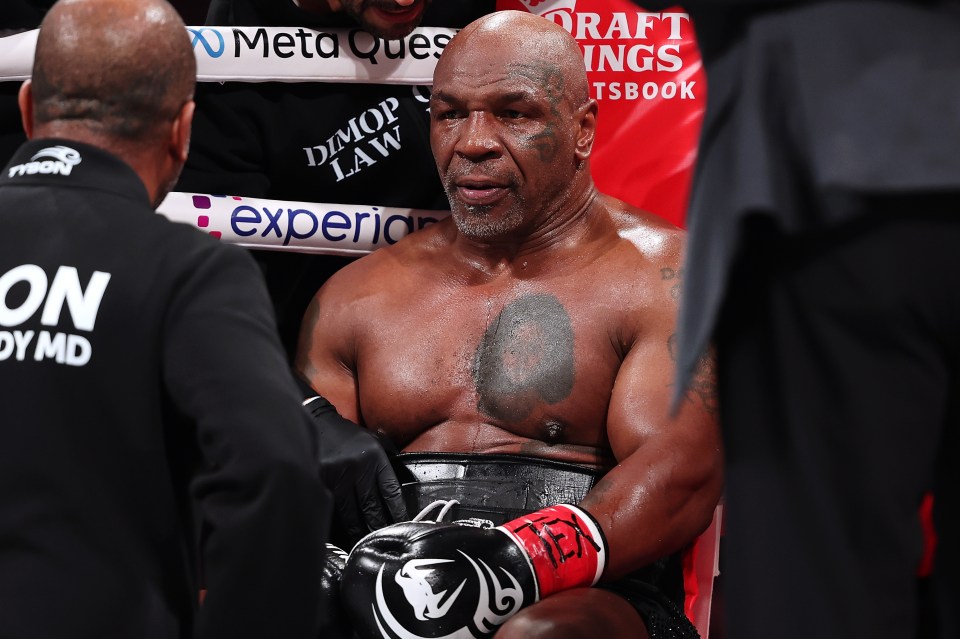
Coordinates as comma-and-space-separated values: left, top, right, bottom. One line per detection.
296, 11, 722, 638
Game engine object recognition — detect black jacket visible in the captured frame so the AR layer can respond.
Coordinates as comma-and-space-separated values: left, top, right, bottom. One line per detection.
646, 0, 960, 391
0, 139, 329, 638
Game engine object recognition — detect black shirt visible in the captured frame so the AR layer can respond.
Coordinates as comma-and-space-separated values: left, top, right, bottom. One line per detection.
0, 139, 329, 639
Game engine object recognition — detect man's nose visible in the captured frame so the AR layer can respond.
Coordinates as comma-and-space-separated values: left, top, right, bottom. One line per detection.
456, 112, 503, 159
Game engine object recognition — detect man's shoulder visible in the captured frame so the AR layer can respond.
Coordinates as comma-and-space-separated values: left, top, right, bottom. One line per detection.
318, 221, 451, 297
602, 196, 686, 262
133, 213, 260, 282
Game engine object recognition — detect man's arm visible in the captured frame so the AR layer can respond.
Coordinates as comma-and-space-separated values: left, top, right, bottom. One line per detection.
295, 274, 408, 546
581, 241, 723, 580
295, 282, 363, 421
161, 241, 328, 638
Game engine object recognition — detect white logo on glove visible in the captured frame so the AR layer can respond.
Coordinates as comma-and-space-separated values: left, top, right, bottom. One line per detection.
373, 550, 526, 639
395, 559, 466, 620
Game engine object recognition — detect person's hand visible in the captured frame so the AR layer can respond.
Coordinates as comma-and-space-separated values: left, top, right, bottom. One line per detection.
340, 504, 607, 638
304, 395, 407, 547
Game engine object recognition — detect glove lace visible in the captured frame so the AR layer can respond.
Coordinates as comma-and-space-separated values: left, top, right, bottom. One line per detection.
411, 499, 460, 523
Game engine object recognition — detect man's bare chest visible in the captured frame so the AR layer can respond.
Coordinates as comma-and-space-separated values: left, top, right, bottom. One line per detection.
353, 284, 631, 450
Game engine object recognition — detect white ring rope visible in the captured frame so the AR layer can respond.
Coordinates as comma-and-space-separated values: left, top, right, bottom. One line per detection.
0, 26, 455, 84
156, 192, 450, 256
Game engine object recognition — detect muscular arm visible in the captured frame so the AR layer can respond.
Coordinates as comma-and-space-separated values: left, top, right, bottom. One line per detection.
580, 244, 723, 581
294, 275, 363, 423
294, 263, 409, 543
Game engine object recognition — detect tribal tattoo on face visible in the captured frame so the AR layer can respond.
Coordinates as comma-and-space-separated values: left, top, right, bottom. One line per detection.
506, 62, 565, 163
472, 294, 575, 422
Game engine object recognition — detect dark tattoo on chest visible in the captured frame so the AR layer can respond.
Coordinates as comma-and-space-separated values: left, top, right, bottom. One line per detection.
472, 293, 575, 422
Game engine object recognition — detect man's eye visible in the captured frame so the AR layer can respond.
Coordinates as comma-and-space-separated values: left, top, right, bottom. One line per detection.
503, 110, 525, 119
433, 109, 461, 121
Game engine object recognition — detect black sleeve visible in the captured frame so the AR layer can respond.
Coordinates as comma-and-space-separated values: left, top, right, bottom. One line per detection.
161, 241, 329, 639
176, 83, 272, 198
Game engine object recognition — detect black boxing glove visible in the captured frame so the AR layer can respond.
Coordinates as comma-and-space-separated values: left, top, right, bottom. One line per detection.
341, 504, 607, 639
302, 393, 408, 548
318, 543, 353, 638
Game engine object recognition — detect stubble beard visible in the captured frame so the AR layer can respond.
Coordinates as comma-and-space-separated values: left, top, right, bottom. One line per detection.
448, 195, 528, 241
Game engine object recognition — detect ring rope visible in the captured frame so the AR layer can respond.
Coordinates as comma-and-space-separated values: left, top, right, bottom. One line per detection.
1, 25, 456, 255
0, 26, 454, 84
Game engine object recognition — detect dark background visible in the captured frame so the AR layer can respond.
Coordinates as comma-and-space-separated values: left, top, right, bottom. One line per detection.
170, 0, 212, 25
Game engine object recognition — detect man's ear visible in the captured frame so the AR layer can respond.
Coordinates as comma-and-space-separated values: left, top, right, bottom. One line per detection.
574, 98, 598, 162
170, 99, 195, 163
18, 80, 34, 139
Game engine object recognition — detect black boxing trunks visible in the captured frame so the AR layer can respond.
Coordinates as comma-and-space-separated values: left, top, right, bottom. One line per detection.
393, 452, 701, 639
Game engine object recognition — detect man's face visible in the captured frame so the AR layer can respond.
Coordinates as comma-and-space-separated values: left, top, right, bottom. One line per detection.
429, 42, 582, 241
337, 0, 430, 39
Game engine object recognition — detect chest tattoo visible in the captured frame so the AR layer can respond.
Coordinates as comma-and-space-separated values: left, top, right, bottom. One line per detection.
472, 293, 575, 421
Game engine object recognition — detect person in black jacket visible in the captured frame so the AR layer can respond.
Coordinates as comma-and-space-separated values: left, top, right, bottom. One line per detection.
643, 1, 960, 638
176, 0, 495, 361
0, 0, 329, 637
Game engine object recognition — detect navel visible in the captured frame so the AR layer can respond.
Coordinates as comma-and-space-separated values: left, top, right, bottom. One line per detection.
544, 420, 564, 443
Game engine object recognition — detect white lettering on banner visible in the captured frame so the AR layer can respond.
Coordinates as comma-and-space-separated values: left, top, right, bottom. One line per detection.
302, 98, 404, 181
0, 264, 110, 368
581, 43, 682, 73
551, 12, 690, 41
592, 80, 696, 101
529, 8, 700, 101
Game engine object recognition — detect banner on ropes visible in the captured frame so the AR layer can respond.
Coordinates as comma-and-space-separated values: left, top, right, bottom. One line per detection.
0, 6, 703, 226
157, 192, 449, 256
0, 26, 456, 84
498, 0, 704, 227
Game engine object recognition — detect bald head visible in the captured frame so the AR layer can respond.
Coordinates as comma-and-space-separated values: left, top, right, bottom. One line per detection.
429, 11, 599, 242
436, 11, 590, 110
30, 0, 196, 144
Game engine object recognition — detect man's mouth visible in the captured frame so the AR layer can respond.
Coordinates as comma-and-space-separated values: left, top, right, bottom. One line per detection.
454, 179, 510, 207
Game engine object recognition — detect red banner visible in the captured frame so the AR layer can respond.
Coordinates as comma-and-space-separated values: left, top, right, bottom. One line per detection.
495, 0, 704, 228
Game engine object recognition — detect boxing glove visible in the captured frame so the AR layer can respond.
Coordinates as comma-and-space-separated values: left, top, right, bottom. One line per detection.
341, 504, 607, 638
318, 544, 353, 639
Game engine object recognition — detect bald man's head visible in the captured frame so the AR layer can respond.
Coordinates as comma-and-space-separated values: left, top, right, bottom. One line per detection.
436, 11, 590, 111
31, 0, 195, 144
429, 11, 598, 241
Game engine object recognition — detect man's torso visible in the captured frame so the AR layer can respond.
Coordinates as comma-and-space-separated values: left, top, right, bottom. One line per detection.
332, 215, 677, 468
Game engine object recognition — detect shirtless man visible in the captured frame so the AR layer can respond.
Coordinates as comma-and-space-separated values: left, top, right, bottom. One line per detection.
296, 11, 722, 638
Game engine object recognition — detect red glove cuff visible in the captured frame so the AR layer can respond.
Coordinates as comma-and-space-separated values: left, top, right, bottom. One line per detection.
497, 504, 607, 600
